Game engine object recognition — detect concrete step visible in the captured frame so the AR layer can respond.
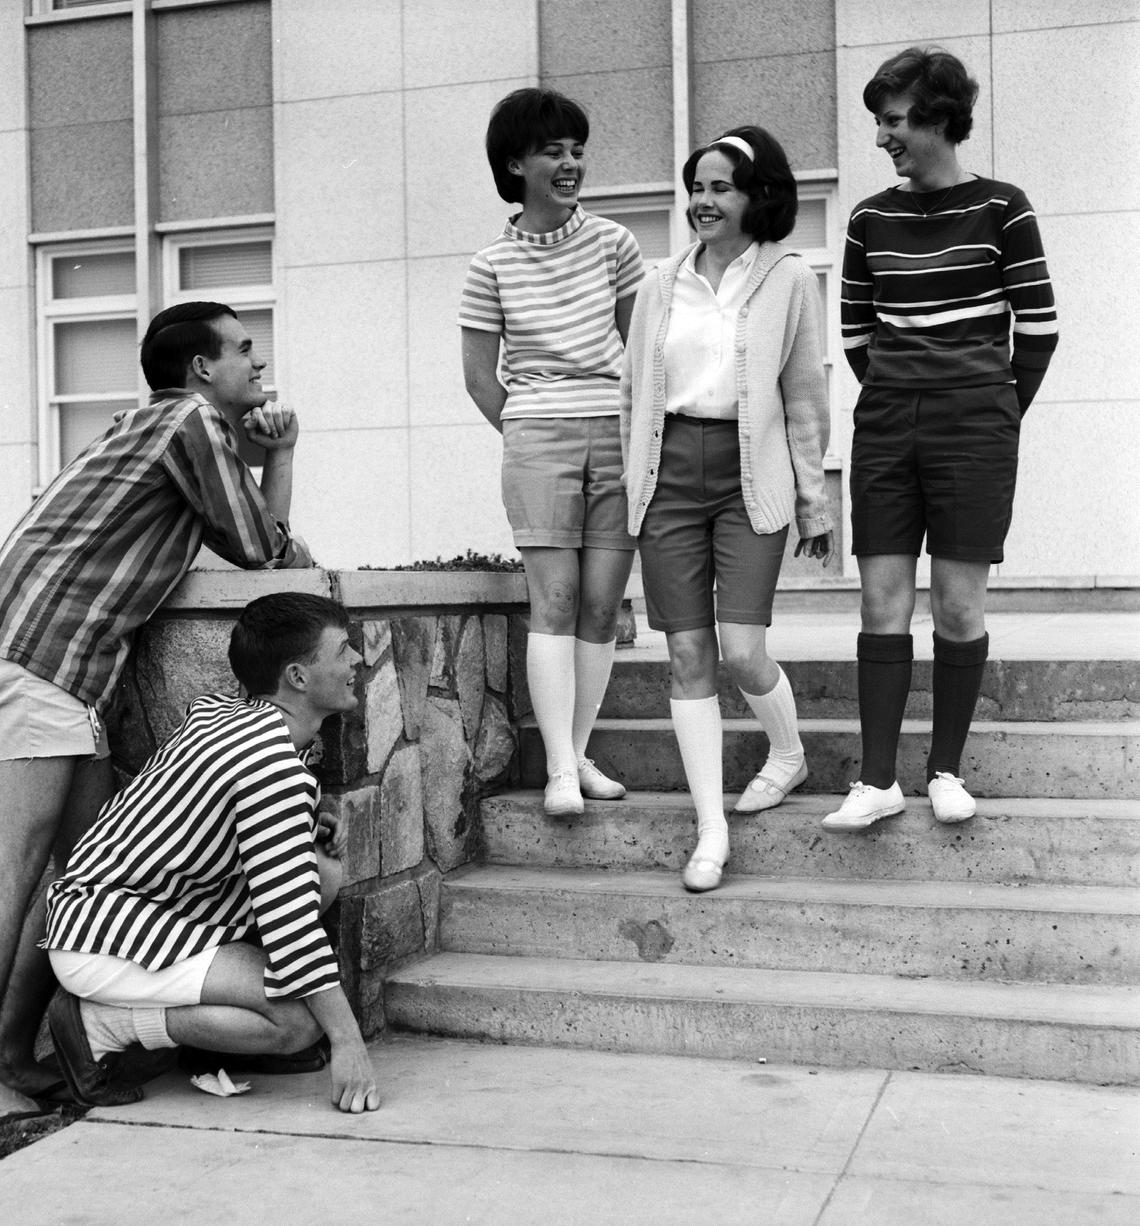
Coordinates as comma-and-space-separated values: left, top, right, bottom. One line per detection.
384, 952, 1140, 1084
480, 792, 1140, 887
439, 865, 1140, 986
601, 657, 1140, 723
519, 718, 1139, 800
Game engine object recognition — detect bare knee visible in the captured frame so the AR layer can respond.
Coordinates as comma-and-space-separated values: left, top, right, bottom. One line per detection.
668, 632, 719, 699
860, 585, 915, 635
529, 582, 580, 636
577, 595, 620, 642
265, 1002, 322, 1054
722, 644, 777, 694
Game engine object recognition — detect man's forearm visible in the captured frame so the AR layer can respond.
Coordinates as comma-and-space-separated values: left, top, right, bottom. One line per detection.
259, 450, 295, 524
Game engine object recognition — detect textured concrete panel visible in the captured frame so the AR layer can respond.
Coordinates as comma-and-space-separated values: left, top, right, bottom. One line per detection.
539, 0, 670, 75
27, 17, 132, 128
0, 134, 29, 290
836, 0, 990, 46
30, 121, 134, 232
407, 423, 516, 562
407, 254, 475, 428
275, 0, 401, 100
542, 68, 673, 188
0, 289, 32, 445
0, 3, 24, 132
692, 52, 837, 169
0, 444, 34, 540
280, 260, 408, 431
693, 0, 834, 60
156, 1, 272, 115
994, 0, 1140, 32
158, 108, 274, 222
276, 94, 405, 266
406, 0, 537, 87
406, 79, 535, 258
291, 427, 411, 567
993, 24, 1140, 213
1004, 402, 1140, 578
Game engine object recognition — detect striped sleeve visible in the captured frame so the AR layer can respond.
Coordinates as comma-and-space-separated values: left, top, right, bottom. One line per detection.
840, 206, 874, 382
613, 223, 645, 300
458, 250, 504, 333
1001, 189, 1059, 411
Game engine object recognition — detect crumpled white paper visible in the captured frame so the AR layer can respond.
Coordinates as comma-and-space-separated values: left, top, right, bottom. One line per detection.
189, 1068, 251, 1097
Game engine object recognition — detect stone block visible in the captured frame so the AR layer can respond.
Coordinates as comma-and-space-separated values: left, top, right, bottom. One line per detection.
483, 614, 508, 691
420, 695, 473, 872
473, 693, 516, 787
365, 650, 403, 775
361, 618, 391, 668
431, 615, 461, 689
455, 616, 486, 741
323, 786, 381, 889
391, 616, 436, 739
412, 864, 443, 956
380, 744, 425, 877
311, 707, 366, 788
507, 613, 532, 721
359, 878, 426, 971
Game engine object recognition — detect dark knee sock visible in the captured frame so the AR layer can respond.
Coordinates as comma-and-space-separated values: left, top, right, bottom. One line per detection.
857, 633, 913, 789
927, 632, 989, 781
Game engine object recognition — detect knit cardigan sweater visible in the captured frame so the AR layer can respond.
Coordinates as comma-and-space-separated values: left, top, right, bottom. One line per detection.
620, 240, 832, 540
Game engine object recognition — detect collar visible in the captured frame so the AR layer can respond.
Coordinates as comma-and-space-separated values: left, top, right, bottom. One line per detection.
503, 206, 587, 246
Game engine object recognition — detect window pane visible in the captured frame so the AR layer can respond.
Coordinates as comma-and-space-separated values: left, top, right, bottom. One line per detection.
54, 318, 138, 395
816, 271, 828, 357
59, 399, 136, 468
788, 197, 827, 250
180, 241, 272, 291
239, 307, 274, 383
52, 250, 136, 299
53, 0, 125, 8
595, 208, 672, 262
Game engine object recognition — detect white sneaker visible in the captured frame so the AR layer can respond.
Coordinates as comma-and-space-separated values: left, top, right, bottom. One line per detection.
577, 758, 626, 800
544, 769, 584, 817
928, 772, 976, 823
821, 781, 905, 831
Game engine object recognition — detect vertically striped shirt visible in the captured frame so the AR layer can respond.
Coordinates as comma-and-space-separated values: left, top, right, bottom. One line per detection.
0, 390, 311, 709
45, 694, 340, 1001
458, 207, 644, 421
841, 178, 1058, 407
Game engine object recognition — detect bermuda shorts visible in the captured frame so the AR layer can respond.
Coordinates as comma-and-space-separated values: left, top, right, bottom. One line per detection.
850, 383, 1021, 563
0, 658, 109, 761
638, 414, 788, 632
501, 415, 635, 551
48, 946, 220, 1008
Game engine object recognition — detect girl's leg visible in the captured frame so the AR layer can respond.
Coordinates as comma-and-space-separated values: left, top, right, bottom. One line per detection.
519, 547, 583, 815
572, 546, 635, 798
667, 627, 727, 891
719, 623, 807, 812
926, 558, 991, 822
823, 554, 915, 830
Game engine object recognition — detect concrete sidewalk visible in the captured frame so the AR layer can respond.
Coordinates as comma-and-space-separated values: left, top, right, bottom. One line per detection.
0, 1036, 1135, 1224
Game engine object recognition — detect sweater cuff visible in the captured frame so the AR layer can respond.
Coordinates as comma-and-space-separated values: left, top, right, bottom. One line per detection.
796, 514, 832, 539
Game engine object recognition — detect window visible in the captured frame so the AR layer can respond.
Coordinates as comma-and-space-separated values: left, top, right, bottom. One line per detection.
586, 191, 674, 269
37, 242, 138, 479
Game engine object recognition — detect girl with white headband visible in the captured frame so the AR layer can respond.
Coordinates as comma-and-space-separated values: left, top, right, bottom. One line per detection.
621, 125, 833, 892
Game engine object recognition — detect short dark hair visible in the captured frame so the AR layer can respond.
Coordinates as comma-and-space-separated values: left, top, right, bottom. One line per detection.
229, 593, 351, 697
485, 87, 590, 204
862, 46, 978, 144
139, 301, 237, 392
682, 125, 798, 244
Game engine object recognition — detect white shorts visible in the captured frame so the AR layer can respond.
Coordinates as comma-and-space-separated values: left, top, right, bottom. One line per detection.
49, 946, 220, 1008
0, 659, 109, 761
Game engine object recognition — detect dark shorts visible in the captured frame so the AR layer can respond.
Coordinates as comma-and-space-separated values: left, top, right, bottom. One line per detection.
638, 415, 788, 632
850, 383, 1021, 563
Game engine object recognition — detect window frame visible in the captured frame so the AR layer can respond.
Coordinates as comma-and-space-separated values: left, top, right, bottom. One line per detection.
581, 184, 675, 270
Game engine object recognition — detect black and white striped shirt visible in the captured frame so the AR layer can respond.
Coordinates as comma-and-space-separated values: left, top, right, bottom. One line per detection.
45, 694, 340, 1000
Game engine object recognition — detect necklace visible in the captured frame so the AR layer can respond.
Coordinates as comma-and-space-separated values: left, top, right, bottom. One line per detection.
906, 184, 956, 216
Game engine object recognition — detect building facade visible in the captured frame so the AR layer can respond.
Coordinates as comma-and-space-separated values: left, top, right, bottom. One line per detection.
1, 0, 1137, 586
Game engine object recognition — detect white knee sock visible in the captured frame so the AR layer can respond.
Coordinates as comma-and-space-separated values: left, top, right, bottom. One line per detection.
528, 632, 577, 775
741, 667, 804, 787
79, 999, 174, 1061
572, 637, 616, 761
670, 696, 728, 864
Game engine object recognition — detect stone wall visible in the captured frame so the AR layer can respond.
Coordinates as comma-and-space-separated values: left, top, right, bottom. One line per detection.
105, 569, 530, 1037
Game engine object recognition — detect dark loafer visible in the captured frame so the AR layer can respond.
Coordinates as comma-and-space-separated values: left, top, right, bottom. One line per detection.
178, 1038, 329, 1076
47, 991, 144, 1108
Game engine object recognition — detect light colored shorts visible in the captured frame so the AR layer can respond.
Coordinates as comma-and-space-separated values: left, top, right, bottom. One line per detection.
0, 658, 109, 761
501, 415, 635, 551
49, 946, 220, 1008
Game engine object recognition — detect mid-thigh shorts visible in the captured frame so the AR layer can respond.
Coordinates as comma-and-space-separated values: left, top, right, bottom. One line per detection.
501, 415, 635, 551
0, 659, 109, 761
850, 383, 1021, 563
638, 415, 788, 632
48, 946, 220, 1008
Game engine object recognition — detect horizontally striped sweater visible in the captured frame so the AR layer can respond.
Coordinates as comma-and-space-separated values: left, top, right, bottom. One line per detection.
841, 177, 1058, 408
45, 695, 340, 1001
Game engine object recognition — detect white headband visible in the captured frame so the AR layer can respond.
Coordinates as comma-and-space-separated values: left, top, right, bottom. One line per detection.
710, 135, 754, 163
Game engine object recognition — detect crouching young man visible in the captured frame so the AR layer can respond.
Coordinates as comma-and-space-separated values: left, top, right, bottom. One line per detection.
43, 593, 380, 1115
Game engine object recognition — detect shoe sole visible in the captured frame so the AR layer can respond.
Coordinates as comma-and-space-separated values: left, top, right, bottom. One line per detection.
579, 785, 626, 800
820, 801, 905, 832
47, 1012, 143, 1109
932, 806, 976, 824
681, 861, 725, 893
733, 761, 809, 813
544, 798, 584, 817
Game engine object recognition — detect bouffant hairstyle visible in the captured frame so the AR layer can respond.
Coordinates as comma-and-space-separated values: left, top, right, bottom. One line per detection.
485, 87, 590, 204
139, 301, 237, 392
229, 593, 352, 697
862, 46, 978, 144
681, 125, 798, 243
